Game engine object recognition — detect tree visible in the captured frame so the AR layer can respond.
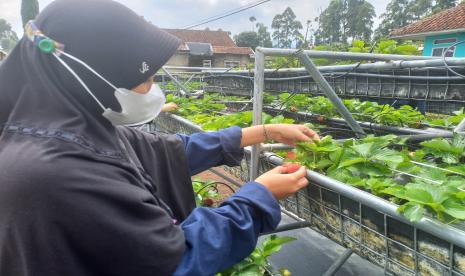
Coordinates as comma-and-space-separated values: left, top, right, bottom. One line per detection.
21, 0, 39, 26
0, 19, 18, 52
256, 23, 272, 48
408, 0, 433, 20
375, 0, 411, 39
314, 0, 344, 44
375, 0, 447, 39
314, 0, 375, 44
304, 20, 312, 47
249, 16, 256, 31
271, 7, 303, 48
346, 0, 376, 41
234, 31, 260, 50
432, 0, 456, 13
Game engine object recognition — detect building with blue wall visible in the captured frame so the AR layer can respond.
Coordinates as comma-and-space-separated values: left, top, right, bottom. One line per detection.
391, 4, 465, 57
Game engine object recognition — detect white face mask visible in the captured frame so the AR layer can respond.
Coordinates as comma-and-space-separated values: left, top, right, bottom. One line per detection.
102, 85, 166, 127
52, 49, 165, 126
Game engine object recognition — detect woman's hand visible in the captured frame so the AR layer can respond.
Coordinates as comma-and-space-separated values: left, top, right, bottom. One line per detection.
255, 166, 309, 199
267, 124, 320, 146
161, 102, 178, 113
240, 124, 319, 148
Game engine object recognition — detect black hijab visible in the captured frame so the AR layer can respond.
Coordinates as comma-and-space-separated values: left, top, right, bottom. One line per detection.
0, 1, 197, 275
0, 0, 180, 150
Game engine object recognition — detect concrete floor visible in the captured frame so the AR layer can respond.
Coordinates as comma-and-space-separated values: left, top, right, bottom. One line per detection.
259, 214, 385, 276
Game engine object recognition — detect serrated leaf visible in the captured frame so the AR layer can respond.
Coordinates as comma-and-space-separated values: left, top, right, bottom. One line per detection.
339, 157, 365, 168
399, 203, 425, 222
372, 149, 404, 167
351, 142, 373, 158
404, 188, 434, 204
443, 199, 465, 219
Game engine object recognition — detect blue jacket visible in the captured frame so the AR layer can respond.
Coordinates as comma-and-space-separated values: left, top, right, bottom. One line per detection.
174, 127, 281, 275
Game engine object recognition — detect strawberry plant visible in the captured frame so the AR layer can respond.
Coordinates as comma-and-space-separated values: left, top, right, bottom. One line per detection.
160, 81, 207, 92
275, 93, 425, 128
192, 178, 220, 207
419, 134, 465, 164
218, 235, 296, 276
293, 134, 465, 223
166, 94, 296, 132
427, 108, 465, 129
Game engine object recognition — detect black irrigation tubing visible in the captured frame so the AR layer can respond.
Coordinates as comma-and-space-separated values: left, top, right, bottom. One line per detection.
208, 168, 243, 188
270, 101, 401, 130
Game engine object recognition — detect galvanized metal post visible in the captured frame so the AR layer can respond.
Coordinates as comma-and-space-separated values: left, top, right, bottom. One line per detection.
295, 50, 366, 137
250, 48, 265, 180
161, 67, 192, 96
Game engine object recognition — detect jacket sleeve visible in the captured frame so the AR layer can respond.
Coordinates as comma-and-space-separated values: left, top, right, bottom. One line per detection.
173, 182, 281, 276
176, 126, 244, 175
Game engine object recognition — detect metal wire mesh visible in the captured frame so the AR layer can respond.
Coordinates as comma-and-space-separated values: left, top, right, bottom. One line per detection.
154, 113, 251, 183
204, 67, 465, 115
258, 155, 465, 276
153, 113, 465, 276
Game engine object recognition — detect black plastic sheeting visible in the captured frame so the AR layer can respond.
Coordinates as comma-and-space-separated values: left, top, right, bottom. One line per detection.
259, 214, 384, 276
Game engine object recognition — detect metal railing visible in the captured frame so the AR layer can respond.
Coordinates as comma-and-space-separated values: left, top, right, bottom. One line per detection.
153, 112, 465, 275
249, 47, 465, 275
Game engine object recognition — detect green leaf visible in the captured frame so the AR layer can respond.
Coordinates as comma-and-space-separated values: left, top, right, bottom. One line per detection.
351, 142, 373, 158
403, 188, 434, 204
316, 158, 334, 170
382, 186, 406, 198
421, 139, 457, 153
262, 235, 297, 257
372, 149, 404, 168
399, 203, 425, 222
339, 157, 365, 168
443, 199, 465, 219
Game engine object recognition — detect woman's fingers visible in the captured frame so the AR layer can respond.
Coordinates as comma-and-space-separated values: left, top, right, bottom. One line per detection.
256, 165, 309, 199
299, 125, 320, 141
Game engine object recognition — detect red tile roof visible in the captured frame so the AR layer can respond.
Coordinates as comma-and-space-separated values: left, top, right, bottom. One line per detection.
391, 4, 465, 38
213, 46, 253, 55
162, 28, 236, 47
162, 28, 253, 55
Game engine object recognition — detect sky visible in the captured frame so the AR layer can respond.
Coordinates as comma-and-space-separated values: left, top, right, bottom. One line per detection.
1, 0, 391, 38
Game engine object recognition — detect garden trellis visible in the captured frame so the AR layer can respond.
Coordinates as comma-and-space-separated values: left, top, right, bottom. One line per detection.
154, 49, 465, 275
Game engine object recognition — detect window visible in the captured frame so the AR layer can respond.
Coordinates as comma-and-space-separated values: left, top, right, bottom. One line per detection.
432, 46, 455, 57
224, 61, 240, 68
434, 38, 457, 44
202, 60, 211, 67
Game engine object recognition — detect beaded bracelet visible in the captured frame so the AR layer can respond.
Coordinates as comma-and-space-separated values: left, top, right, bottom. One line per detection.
263, 124, 270, 142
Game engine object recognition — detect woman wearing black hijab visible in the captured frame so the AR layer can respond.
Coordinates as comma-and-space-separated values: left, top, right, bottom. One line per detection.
0, 0, 319, 275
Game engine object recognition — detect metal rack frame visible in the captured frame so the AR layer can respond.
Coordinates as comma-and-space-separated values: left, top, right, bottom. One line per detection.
154, 49, 465, 274
154, 112, 465, 275
250, 48, 465, 179
250, 47, 465, 275
201, 56, 465, 115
